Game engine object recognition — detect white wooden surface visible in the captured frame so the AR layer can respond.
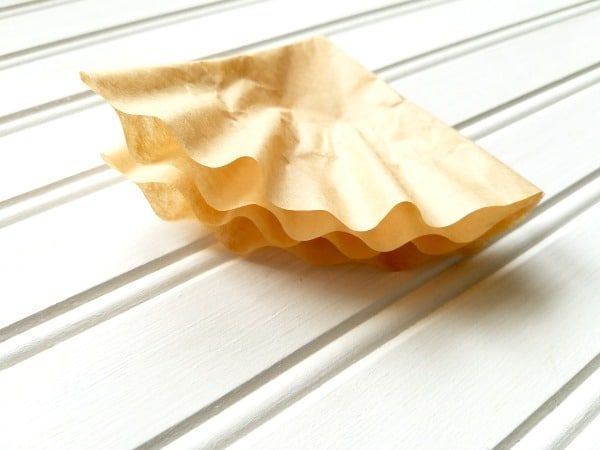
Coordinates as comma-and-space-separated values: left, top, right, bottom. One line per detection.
0, 1, 599, 449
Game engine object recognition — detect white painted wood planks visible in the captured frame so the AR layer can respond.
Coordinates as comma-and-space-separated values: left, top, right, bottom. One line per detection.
1, 0, 599, 447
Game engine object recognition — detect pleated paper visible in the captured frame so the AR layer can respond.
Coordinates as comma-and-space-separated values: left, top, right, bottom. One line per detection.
81, 37, 542, 270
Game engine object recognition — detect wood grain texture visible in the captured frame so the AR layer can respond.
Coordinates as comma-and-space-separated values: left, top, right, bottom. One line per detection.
1, 0, 599, 448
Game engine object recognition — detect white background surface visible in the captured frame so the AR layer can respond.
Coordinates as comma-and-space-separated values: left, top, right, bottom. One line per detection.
0, 0, 599, 448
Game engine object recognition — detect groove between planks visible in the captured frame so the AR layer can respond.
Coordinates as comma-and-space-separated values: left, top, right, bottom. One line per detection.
0, 0, 268, 68
0, 0, 79, 19
378, 0, 600, 80
497, 354, 600, 449
0, 235, 217, 345
565, 406, 600, 449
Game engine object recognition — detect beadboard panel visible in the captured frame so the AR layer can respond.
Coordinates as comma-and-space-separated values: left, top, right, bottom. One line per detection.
1, 83, 598, 448
1, 0, 599, 448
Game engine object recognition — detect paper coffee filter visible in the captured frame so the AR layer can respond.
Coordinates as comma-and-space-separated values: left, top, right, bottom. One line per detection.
84, 36, 542, 269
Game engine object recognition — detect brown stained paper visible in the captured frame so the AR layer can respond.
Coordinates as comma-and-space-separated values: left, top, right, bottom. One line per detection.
81, 36, 543, 270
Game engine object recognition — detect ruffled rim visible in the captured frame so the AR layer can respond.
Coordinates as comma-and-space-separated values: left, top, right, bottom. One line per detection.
102, 146, 541, 258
